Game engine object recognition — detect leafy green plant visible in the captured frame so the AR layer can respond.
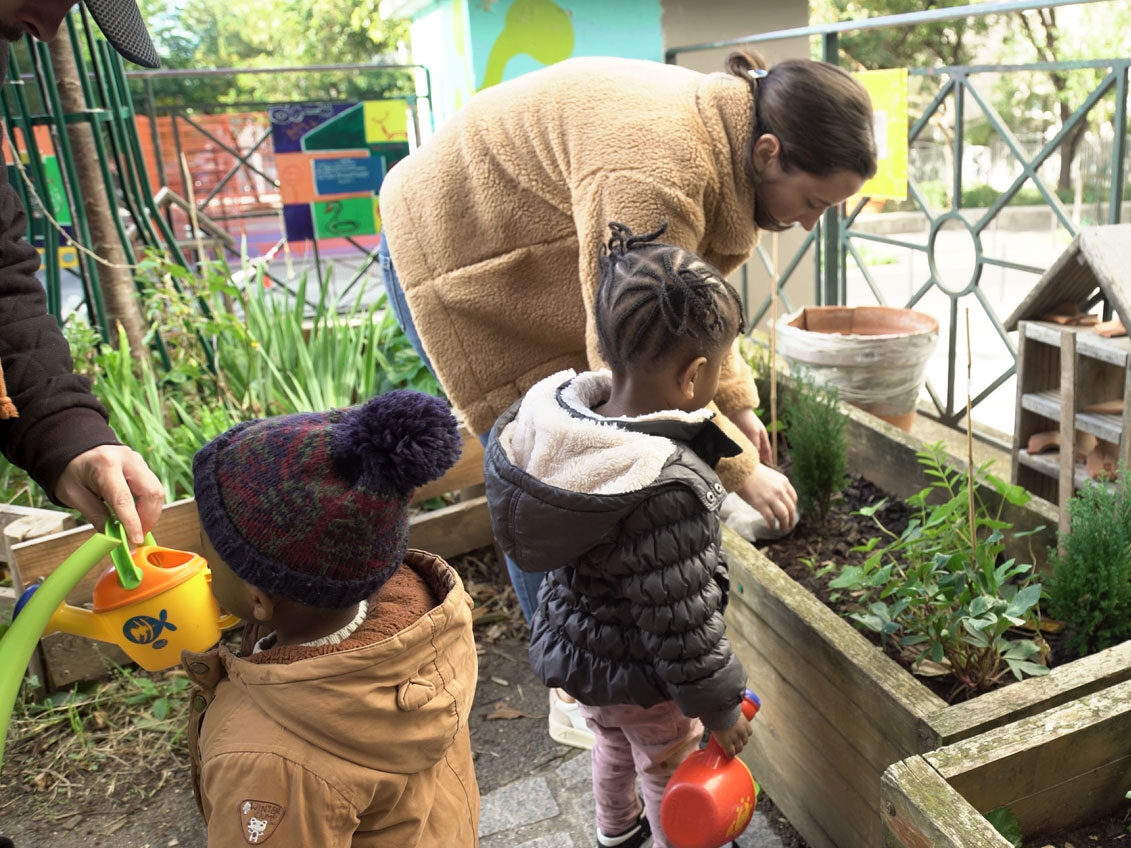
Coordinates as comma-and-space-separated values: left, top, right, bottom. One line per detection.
1047, 467, 1131, 657
64, 251, 445, 501
783, 366, 848, 521
829, 443, 1049, 697
985, 806, 1022, 847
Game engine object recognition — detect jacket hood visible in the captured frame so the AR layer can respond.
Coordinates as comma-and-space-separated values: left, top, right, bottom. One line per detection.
485, 370, 740, 571
205, 551, 475, 774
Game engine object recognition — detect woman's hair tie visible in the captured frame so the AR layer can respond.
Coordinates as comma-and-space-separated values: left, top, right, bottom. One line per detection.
747, 67, 768, 81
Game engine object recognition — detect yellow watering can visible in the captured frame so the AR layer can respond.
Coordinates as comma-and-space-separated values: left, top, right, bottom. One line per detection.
0, 521, 240, 769
28, 538, 240, 672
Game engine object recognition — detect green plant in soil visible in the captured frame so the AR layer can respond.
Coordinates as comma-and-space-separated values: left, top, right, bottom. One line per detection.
1047, 467, 1131, 657
829, 442, 1049, 697
2, 664, 191, 801
46, 251, 445, 503
985, 806, 1022, 847
782, 365, 847, 521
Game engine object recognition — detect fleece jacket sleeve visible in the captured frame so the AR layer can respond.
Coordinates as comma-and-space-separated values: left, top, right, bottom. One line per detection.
201, 751, 359, 848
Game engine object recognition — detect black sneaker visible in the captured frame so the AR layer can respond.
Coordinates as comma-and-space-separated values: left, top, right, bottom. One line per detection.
596, 807, 651, 848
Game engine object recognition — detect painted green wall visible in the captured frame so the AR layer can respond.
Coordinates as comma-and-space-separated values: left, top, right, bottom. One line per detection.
405, 0, 663, 126
470, 0, 662, 91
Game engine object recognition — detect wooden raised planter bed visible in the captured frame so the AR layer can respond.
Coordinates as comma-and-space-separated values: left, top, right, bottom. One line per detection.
882, 677, 1131, 847
723, 401, 1131, 848
8, 428, 492, 691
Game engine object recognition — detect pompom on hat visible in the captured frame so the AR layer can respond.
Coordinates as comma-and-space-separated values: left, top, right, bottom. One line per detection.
193, 391, 462, 608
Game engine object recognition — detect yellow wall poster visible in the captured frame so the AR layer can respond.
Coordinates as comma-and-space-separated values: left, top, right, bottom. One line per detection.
853, 68, 908, 201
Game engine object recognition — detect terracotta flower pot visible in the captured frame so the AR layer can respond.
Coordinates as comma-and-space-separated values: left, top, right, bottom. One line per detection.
775, 306, 939, 432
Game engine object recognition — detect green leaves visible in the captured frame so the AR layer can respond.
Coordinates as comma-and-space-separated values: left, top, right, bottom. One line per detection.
985, 806, 1022, 847
70, 251, 444, 503
782, 366, 849, 522
832, 442, 1048, 696
1048, 467, 1131, 656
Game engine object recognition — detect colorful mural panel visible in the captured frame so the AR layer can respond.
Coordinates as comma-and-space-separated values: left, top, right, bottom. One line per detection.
269, 101, 409, 242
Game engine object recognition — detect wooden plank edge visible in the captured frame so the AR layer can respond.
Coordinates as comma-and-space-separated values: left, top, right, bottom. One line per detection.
882, 756, 1013, 848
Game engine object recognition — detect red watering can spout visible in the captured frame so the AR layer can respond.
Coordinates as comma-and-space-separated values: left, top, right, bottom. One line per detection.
660, 689, 761, 848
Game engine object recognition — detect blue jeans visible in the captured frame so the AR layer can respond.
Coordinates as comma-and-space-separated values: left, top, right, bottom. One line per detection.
378, 234, 545, 624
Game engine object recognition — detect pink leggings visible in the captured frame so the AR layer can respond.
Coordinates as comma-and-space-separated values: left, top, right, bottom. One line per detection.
577, 700, 703, 848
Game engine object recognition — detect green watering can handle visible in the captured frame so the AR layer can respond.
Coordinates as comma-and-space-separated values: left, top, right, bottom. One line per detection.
106, 519, 143, 590
0, 531, 120, 772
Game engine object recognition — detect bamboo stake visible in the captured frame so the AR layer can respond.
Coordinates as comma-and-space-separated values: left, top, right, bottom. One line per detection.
965, 308, 976, 570
770, 231, 780, 466
179, 152, 208, 270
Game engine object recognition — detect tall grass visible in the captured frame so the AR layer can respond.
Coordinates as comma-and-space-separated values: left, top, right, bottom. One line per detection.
54, 252, 444, 503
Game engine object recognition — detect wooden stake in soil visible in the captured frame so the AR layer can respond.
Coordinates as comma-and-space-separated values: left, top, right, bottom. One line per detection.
770, 232, 779, 466
965, 308, 976, 571
179, 153, 208, 270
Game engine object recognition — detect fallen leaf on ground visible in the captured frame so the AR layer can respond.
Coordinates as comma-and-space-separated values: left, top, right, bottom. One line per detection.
485, 702, 529, 721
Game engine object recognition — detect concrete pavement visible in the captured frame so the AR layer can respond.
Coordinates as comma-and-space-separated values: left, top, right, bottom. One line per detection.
477, 746, 786, 848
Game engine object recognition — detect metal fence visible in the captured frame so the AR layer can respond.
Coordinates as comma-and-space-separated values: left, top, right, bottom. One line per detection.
667, 0, 1129, 445
0, 7, 430, 335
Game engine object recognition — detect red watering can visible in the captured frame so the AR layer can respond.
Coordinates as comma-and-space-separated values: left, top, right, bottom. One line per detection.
660, 689, 761, 848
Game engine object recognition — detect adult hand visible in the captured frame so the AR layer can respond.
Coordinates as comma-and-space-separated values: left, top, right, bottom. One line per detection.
54, 445, 165, 545
711, 711, 753, 759
735, 462, 797, 533
728, 407, 772, 463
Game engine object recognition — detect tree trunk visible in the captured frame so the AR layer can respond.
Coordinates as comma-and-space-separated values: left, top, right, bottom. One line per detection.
1057, 106, 1088, 195
47, 27, 147, 362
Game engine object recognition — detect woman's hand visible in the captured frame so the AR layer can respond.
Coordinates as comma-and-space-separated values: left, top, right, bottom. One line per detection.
728, 407, 772, 463
711, 711, 753, 759
735, 463, 797, 532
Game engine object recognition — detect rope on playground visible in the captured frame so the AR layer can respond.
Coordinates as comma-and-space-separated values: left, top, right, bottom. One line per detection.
2, 121, 139, 271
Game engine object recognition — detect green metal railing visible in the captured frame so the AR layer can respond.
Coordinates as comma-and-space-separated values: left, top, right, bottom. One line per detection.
1, 10, 195, 339
668, 0, 1129, 443
0, 7, 432, 334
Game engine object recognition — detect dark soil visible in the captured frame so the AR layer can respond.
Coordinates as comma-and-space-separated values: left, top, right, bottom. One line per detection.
754, 473, 1131, 848
1024, 807, 1131, 848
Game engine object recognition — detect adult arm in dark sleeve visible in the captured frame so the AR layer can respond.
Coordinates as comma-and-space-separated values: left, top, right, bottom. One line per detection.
0, 44, 163, 541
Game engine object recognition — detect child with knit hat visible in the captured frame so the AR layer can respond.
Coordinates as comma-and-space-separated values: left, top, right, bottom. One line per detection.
183, 390, 480, 848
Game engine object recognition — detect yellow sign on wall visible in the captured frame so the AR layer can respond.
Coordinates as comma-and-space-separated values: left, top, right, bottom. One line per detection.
854, 68, 908, 201
36, 245, 79, 269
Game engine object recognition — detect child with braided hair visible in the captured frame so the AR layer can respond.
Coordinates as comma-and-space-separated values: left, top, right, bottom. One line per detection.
485, 223, 754, 848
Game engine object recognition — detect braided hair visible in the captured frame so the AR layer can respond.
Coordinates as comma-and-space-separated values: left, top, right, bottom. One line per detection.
595, 222, 745, 370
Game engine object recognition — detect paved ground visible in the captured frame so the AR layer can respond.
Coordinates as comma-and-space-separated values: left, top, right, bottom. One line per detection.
471, 639, 785, 848
477, 748, 784, 848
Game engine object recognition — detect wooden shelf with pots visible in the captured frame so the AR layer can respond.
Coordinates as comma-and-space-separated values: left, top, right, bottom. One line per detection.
1012, 320, 1131, 532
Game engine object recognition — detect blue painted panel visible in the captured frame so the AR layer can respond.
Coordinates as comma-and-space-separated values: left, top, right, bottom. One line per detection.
312, 156, 386, 195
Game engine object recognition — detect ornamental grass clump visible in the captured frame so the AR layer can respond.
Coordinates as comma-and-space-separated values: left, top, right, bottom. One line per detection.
829, 443, 1049, 698
1048, 467, 1131, 657
61, 251, 443, 502
783, 366, 847, 521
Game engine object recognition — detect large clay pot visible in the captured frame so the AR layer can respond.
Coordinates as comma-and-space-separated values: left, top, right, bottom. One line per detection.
775, 306, 939, 432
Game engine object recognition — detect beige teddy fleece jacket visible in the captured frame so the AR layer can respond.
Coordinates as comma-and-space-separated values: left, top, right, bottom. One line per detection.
379, 56, 762, 491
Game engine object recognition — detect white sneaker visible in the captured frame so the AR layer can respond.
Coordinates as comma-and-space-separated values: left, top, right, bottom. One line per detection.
548, 689, 595, 750
719, 492, 798, 542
